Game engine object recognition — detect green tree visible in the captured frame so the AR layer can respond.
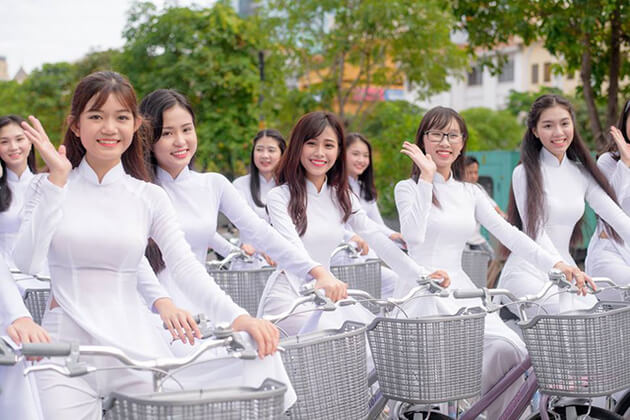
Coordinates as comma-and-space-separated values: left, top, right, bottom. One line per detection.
266, 0, 467, 128
453, 0, 630, 150
117, 2, 278, 176
461, 108, 523, 151
359, 100, 424, 218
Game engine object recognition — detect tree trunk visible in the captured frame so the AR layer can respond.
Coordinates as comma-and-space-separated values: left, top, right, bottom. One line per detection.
580, 35, 605, 151
336, 52, 346, 124
606, 0, 621, 129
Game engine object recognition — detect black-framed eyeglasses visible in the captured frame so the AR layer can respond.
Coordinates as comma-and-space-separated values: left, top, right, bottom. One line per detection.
424, 130, 463, 144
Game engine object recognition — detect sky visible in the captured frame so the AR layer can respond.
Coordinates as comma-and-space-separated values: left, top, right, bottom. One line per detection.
0, 0, 225, 78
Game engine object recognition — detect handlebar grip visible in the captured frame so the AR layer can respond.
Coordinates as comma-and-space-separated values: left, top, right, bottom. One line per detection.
453, 289, 485, 299
22, 343, 72, 357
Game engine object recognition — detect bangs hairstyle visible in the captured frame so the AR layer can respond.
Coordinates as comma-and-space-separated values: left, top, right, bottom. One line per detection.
0, 115, 37, 212
64, 71, 149, 182
276, 111, 352, 236
249, 129, 286, 208
410, 106, 469, 206
139, 88, 196, 275
139, 89, 196, 181
505, 94, 621, 253
345, 132, 377, 202
606, 99, 630, 160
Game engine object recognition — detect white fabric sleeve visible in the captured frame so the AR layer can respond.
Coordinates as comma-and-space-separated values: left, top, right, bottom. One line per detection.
265, 187, 311, 257
13, 175, 66, 275
232, 176, 250, 202
348, 194, 427, 280
0, 256, 32, 330
472, 184, 558, 272
136, 256, 171, 312
209, 231, 239, 258
148, 185, 247, 326
598, 153, 630, 213
584, 169, 630, 243
394, 179, 433, 247
511, 165, 564, 261
216, 176, 319, 278
363, 199, 395, 236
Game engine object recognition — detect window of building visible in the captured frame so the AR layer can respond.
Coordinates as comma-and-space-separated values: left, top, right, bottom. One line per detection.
544, 62, 552, 82
468, 64, 483, 86
531, 64, 539, 84
498, 58, 515, 83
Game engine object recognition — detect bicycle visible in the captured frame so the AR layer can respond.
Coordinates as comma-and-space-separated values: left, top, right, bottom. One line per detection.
349, 271, 625, 419
0, 318, 286, 419
206, 250, 276, 316
10, 269, 51, 325
587, 278, 630, 418
451, 273, 627, 420
263, 283, 389, 419
461, 243, 492, 288
329, 242, 382, 312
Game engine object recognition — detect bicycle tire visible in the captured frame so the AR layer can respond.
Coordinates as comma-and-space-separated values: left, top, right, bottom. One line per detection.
391, 403, 451, 420
527, 404, 623, 420
614, 390, 630, 417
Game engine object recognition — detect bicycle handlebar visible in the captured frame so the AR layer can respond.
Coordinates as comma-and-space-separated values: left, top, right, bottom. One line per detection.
10, 269, 51, 282
22, 343, 73, 357
206, 249, 253, 270
22, 332, 258, 380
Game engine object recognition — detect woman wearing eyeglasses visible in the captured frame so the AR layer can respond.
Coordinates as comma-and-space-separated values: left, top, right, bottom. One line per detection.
394, 106, 585, 418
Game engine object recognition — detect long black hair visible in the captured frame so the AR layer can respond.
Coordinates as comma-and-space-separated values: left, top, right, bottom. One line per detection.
0, 115, 37, 212
345, 132, 377, 202
505, 94, 620, 248
139, 89, 197, 274
249, 129, 286, 207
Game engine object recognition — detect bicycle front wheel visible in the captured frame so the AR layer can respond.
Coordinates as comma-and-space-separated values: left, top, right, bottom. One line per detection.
527, 404, 622, 420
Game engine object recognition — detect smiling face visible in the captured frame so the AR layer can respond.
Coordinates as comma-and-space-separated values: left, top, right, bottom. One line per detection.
72, 93, 139, 174
345, 139, 369, 179
254, 136, 282, 178
152, 105, 198, 179
300, 125, 339, 187
533, 105, 574, 161
422, 118, 464, 176
0, 122, 31, 175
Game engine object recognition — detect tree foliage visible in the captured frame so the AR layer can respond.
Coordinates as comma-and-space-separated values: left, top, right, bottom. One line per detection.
266, 0, 468, 128
453, 0, 630, 150
461, 108, 522, 151
117, 2, 280, 176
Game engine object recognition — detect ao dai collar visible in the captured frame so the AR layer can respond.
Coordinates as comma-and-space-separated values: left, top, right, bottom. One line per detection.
6, 167, 33, 182
156, 166, 192, 184
305, 177, 329, 196
540, 147, 567, 168
78, 158, 125, 185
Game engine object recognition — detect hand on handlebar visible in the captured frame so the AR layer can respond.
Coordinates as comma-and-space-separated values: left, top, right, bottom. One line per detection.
552, 262, 596, 296
349, 235, 369, 256
428, 270, 450, 288
154, 298, 202, 345
231, 315, 279, 358
240, 243, 256, 256
310, 266, 348, 302
7, 317, 51, 361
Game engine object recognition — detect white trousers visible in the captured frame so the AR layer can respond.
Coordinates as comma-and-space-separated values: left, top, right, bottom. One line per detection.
35, 306, 157, 420
0, 359, 45, 420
